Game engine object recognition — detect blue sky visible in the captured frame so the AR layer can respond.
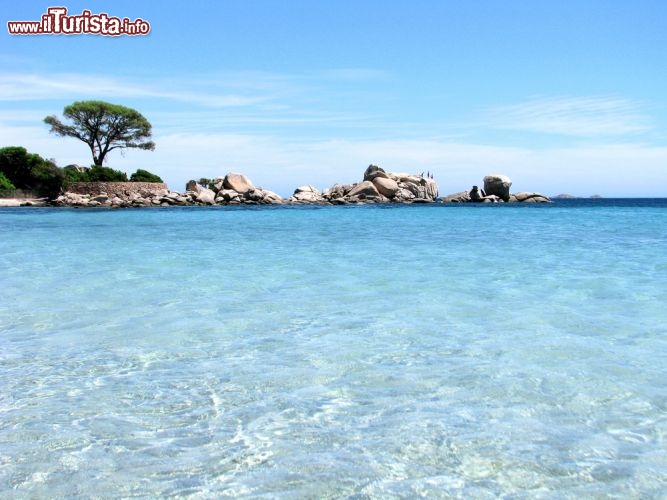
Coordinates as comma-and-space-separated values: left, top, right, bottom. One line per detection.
2, 1, 666, 196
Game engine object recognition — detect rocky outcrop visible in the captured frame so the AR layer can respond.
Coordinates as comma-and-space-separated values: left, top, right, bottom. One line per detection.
509, 192, 551, 203
441, 187, 504, 203
51, 169, 553, 208
372, 177, 399, 198
222, 173, 254, 194
318, 165, 439, 204
49, 164, 442, 208
440, 190, 470, 203
54, 172, 284, 207
469, 185, 485, 202
321, 184, 353, 204
347, 180, 380, 198
185, 180, 201, 193
442, 174, 550, 204
290, 185, 324, 203
287, 165, 438, 205
196, 188, 216, 205
363, 164, 386, 181
206, 173, 284, 205
483, 174, 512, 202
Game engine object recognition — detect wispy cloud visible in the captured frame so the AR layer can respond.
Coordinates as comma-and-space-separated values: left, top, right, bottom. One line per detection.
3, 71, 665, 197
3, 116, 667, 197
0, 68, 390, 107
0, 69, 399, 134
486, 95, 652, 136
144, 133, 667, 197
0, 73, 270, 107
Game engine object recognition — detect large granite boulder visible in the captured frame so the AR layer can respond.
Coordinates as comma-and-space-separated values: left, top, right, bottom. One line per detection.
483, 174, 512, 202
185, 179, 201, 193
393, 173, 422, 185
394, 188, 416, 201
347, 180, 380, 198
216, 189, 241, 203
363, 164, 387, 181
258, 189, 283, 204
386, 173, 438, 201
291, 185, 324, 203
211, 177, 225, 192
223, 173, 254, 194
440, 191, 470, 203
372, 177, 399, 198
244, 188, 263, 202
196, 188, 216, 205
469, 185, 485, 202
509, 192, 551, 203
322, 183, 353, 200
423, 178, 438, 199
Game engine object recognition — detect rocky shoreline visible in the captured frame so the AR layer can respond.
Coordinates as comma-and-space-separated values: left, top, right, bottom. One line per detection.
440, 174, 551, 203
8, 165, 551, 207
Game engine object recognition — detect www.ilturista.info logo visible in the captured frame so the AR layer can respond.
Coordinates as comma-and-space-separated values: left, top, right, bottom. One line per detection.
7, 7, 150, 36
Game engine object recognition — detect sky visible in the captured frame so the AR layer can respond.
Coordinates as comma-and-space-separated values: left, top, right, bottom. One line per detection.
2, 0, 666, 197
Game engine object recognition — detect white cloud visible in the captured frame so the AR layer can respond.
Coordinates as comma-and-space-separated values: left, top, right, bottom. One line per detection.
3, 117, 666, 197
487, 95, 652, 136
0, 68, 390, 109
143, 132, 667, 197
0, 73, 270, 107
2, 76, 665, 198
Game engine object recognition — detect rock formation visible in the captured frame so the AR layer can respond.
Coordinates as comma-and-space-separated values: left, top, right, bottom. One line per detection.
50, 167, 547, 208
185, 180, 200, 193
483, 174, 512, 202
316, 165, 439, 204
222, 173, 254, 194
509, 192, 551, 203
441, 174, 550, 203
286, 165, 439, 204
290, 185, 323, 203
53, 173, 284, 207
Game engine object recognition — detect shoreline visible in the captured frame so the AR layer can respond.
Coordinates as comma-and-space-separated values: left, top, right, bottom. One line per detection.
1, 168, 556, 208
0, 198, 49, 207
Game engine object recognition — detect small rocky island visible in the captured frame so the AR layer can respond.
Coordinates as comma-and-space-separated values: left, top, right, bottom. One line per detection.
50, 166, 549, 207
440, 174, 551, 203
291, 165, 439, 204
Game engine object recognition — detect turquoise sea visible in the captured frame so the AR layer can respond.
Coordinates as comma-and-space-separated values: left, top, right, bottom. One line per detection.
1, 200, 666, 498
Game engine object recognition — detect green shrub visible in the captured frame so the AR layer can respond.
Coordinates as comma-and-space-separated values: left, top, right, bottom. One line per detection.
130, 168, 163, 182
63, 165, 90, 183
32, 161, 65, 198
0, 171, 15, 191
87, 165, 128, 182
0, 146, 64, 198
0, 146, 35, 187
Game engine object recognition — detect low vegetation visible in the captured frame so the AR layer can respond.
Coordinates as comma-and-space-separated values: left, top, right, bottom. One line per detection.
0, 145, 163, 199
130, 169, 163, 183
0, 146, 64, 198
0, 171, 15, 191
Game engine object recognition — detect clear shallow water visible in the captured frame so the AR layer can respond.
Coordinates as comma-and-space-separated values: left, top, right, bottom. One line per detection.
1, 201, 666, 498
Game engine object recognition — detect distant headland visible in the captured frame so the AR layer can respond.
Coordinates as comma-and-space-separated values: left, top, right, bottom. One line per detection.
553, 194, 603, 199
